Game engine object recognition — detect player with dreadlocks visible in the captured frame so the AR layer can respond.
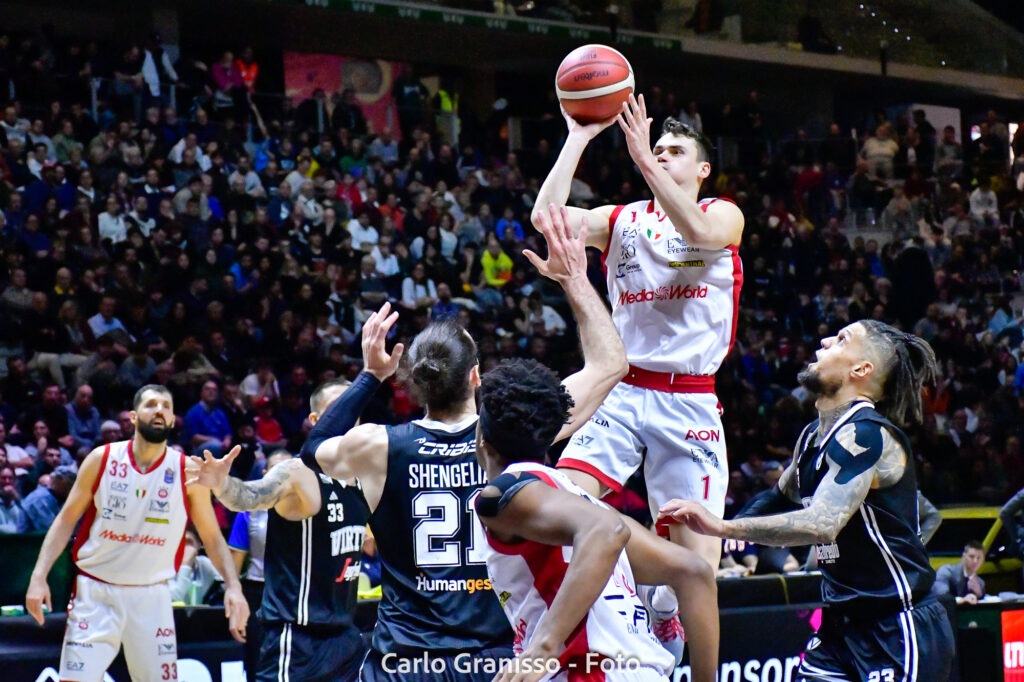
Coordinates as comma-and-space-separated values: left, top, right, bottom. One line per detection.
660, 321, 954, 681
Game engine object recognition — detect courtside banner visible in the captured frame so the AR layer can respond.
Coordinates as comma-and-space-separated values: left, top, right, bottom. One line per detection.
1003, 609, 1024, 681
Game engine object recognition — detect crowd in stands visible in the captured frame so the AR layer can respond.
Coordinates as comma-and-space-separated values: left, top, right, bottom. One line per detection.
1, 26, 1024, 545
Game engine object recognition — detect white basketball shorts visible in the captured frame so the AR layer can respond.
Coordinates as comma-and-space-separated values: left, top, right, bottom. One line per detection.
557, 381, 728, 519
60, 574, 178, 682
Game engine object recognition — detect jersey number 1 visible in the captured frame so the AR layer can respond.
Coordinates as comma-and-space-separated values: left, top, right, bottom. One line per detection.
412, 490, 487, 567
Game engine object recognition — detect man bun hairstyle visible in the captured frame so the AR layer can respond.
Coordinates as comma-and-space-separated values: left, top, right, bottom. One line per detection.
478, 359, 574, 463
404, 320, 478, 413
859, 320, 938, 427
661, 117, 713, 163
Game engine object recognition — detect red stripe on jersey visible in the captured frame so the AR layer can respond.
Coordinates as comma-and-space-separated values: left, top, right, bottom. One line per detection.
72, 444, 111, 564
174, 453, 190, 572
485, 469, 563, 555
518, 531, 593, 672
726, 244, 743, 354
600, 206, 625, 278
127, 439, 167, 475
555, 459, 624, 493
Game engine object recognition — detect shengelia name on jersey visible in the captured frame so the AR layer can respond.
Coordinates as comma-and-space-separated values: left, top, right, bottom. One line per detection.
408, 462, 487, 490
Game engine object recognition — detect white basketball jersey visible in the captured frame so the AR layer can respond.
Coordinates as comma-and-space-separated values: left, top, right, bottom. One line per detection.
476, 463, 674, 676
603, 198, 743, 375
72, 440, 190, 585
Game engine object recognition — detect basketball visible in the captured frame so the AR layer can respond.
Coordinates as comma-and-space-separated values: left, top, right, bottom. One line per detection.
555, 44, 634, 124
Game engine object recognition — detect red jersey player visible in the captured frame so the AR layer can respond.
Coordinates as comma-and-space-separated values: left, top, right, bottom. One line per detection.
25, 384, 248, 682
533, 93, 744, 658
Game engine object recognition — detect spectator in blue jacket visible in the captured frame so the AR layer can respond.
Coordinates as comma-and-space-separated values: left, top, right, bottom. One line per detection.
184, 379, 232, 458
66, 384, 101, 452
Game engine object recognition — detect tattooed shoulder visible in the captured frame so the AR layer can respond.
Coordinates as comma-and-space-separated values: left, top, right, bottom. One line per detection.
874, 427, 907, 488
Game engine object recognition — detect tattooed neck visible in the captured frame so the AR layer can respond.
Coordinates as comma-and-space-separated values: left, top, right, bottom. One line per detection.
817, 400, 858, 437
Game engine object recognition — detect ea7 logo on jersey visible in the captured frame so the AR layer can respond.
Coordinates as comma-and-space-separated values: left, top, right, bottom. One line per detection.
571, 434, 594, 448
110, 481, 129, 493
417, 441, 475, 457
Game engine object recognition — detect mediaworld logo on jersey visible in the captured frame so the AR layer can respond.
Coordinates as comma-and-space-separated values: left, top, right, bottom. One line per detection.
617, 284, 708, 306
98, 529, 166, 546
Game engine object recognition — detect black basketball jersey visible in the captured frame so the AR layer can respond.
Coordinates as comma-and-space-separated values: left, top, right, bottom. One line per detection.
259, 450, 370, 627
370, 415, 512, 654
795, 402, 935, 615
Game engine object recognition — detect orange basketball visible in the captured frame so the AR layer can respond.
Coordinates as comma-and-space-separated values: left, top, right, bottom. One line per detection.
555, 44, 634, 124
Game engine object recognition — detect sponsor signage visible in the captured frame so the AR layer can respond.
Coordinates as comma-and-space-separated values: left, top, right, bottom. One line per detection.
287, 0, 684, 51
1003, 609, 1024, 681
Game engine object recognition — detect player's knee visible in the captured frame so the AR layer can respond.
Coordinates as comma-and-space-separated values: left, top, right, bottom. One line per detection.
678, 548, 716, 591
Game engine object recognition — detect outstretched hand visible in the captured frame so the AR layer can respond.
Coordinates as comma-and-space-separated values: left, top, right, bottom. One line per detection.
362, 302, 405, 381
617, 93, 654, 167
658, 499, 728, 539
523, 204, 588, 287
186, 445, 241, 490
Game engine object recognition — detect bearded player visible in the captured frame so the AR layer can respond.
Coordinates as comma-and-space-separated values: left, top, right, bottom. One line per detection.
25, 384, 248, 682
533, 93, 743, 650
661, 322, 954, 681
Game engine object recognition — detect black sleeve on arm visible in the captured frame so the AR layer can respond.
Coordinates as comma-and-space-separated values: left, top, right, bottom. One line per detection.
475, 472, 542, 518
303, 372, 381, 458
734, 486, 802, 519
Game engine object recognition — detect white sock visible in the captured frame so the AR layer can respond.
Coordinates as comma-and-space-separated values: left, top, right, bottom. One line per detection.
651, 584, 679, 614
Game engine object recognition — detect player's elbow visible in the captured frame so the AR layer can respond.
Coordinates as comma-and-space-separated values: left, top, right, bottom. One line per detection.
814, 518, 844, 544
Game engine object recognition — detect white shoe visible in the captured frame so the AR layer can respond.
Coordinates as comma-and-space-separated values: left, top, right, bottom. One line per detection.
637, 584, 685, 667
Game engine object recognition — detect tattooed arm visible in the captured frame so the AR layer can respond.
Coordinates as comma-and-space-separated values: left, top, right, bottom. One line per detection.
186, 448, 321, 521
660, 423, 907, 547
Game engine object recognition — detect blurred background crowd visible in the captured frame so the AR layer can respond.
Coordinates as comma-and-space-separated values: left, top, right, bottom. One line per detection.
0, 24, 1022, 558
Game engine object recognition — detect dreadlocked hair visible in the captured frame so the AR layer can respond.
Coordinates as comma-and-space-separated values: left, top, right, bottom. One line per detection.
859, 320, 939, 427
479, 359, 574, 462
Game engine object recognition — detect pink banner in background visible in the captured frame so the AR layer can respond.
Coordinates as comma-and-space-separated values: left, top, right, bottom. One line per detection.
283, 52, 405, 136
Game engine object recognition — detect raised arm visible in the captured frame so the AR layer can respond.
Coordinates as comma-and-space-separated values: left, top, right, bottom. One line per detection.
618, 94, 743, 250
477, 474, 629, 676
186, 448, 320, 521
532, 108, 615, 248
662, 422, 905, 547
313, 302, 404, 510
523, 205, 627, 442
25, 447, 104, 625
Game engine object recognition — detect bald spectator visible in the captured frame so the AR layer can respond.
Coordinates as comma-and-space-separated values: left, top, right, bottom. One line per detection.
66, 384, 101, 451
22, 465, 76, 531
